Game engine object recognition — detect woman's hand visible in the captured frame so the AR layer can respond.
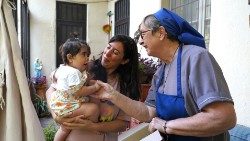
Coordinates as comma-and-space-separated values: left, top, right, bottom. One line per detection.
54, 114, 78, 124
92, 80, 116, 100
62, 116, 101, 134
149, 117, 166, 133
63, 118, 92, 130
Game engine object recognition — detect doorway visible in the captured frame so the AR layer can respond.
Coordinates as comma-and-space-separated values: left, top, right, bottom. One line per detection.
56, 1, 87, 66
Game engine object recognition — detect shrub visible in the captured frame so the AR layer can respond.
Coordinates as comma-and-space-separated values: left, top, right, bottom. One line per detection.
32, 94, 50, 118
43, 122, 58, 141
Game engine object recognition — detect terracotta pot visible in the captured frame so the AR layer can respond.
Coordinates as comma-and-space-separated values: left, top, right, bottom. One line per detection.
140, 84, 151, 102
34, 84, 47, 99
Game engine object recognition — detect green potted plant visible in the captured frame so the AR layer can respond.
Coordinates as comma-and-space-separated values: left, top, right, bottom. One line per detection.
32, 94, 50, 118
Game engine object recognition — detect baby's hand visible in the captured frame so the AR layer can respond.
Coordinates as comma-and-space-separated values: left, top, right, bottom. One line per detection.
94, 82, 101, 91
88, 80, 96, 86
88, 80, 101, 91
92, 80, 116, 100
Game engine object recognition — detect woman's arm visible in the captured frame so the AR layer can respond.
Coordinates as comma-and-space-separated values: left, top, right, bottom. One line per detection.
111, 92, 156, 122
95, 81, 156, 122
149, 102, 236, 137
63, 118, 128, 133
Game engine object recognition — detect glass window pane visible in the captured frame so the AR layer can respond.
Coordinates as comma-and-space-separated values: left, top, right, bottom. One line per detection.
180, 0, 187, 5
204, 20, 210, 38
186, 3, 192, 23
206, 0, 211, 6
190, 22, 198, 31
171, 0, 176, 9
205, 0, 211, 47
191, 1, 199, 23
204, 19, 210, 47
190, 0, 197, 2
205, 0, 211, 19
170, 0, 210, 47
176, 0, 181, 7
180, 7, 185, 18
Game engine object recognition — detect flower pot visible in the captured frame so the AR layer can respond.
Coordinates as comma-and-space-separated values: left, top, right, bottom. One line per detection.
140, 84, 151, 102
34, 84, 47, 99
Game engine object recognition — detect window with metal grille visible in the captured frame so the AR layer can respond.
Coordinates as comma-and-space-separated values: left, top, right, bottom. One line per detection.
114, 0, 130, 36
9, 0, 30, 77
170, 0, 211, 48
21, 0, 30, 78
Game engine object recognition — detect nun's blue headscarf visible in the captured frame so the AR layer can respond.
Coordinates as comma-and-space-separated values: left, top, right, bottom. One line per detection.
154, 8, 206, 48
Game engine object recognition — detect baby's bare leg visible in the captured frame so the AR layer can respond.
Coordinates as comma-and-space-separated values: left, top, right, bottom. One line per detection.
53, 126, 71, 141
70, 103, 99, 122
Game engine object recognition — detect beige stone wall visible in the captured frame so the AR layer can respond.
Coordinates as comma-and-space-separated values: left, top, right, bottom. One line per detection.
210, 0, 250, 126
28, 0, 108, 84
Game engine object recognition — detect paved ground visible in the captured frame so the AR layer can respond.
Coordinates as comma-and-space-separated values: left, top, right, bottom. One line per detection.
39, 116, 57, 128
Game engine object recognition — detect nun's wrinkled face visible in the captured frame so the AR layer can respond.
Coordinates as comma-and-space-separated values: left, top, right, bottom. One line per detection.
138, 23, 162, 57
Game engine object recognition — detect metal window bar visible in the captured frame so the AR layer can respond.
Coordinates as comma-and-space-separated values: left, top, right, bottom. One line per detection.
115, 0, 130, 36
170, 0, 210, 48
21, 0, 30, 78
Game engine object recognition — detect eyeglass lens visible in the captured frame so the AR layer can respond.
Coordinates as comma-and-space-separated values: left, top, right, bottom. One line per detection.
140, 30, 151, 39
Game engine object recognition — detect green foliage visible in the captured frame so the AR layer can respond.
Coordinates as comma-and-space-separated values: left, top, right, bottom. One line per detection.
32, 94, 50, 117
43, 122, 57, 141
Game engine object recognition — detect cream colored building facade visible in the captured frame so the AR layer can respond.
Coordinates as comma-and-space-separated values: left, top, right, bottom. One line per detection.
27, 0, 250, 126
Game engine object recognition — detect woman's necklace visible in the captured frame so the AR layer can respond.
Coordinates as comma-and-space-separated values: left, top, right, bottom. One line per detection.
162, 47, 179, 91
163, 45, 179, 64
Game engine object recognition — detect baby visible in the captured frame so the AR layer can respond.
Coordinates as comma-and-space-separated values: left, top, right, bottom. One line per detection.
49, 34, 100, 141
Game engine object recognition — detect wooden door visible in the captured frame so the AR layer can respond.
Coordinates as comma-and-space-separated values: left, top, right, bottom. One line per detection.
56, 1, 87, 66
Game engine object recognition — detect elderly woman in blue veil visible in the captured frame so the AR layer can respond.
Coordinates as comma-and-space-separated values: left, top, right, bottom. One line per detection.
88, 8, 236, 141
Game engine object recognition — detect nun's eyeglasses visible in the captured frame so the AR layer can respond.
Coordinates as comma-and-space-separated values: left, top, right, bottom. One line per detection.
133, 29, 152, 43
140, 30, 151, 39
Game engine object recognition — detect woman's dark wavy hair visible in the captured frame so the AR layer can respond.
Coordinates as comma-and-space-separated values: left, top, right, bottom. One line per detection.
89, 35, 140, 100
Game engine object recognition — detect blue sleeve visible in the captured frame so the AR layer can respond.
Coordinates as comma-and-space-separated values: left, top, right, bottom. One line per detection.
189, 51, 233, 110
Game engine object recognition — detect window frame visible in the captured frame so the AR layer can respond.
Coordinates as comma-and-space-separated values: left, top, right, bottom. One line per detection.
170, 0, 211, 47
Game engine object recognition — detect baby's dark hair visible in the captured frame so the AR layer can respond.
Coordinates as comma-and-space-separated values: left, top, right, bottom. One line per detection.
59, 32, 91, 65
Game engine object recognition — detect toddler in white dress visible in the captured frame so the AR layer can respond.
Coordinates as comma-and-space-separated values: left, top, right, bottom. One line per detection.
49, 35, 100, 141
